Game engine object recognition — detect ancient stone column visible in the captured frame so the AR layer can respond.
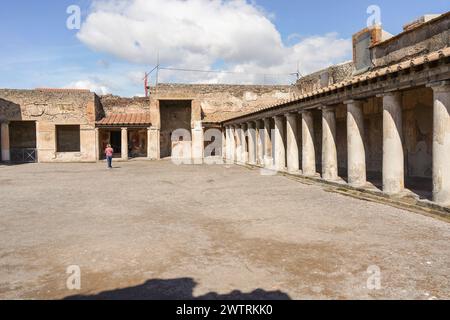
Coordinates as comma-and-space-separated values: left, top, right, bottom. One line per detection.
263, 118, 273, 168
256, 120, 264, 166
148, 126, 160, 160
301, 111, 316, 176
230, 126, 236, 163
322, 106, 338, 181
274, 116, 286, 171
381, 92, 404, 194
95, 128, 100, 162
286, 113, 299, 173
241, 123, 248, 164
221, 128, 226, 160
247, 122, 256, 165
235, 125, 242, 164
191, 121, 204, 164
430, 82, 450, 205
346, 100, 366, 187
1, 122, 10, 162
121, 127, 128, 161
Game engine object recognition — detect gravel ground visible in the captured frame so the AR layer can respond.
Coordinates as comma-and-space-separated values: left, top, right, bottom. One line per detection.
0, 160, 449, 300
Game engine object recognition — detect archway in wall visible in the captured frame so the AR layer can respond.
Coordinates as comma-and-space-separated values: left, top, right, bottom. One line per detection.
160, 100, 192, 159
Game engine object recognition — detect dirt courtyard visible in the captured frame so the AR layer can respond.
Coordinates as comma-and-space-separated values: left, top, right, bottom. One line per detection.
0, 160, 449, 300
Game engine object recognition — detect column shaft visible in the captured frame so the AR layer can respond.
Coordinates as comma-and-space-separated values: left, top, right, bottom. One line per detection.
382, 92, 404, 194
95, 128, 100, 161
431, 83, 450, 205
221, 128, 226, 160
322, 107, 338, 181
302, 111, 316, 176
121, 128, 128, 160
241, 124, 248, 164
256, 120, 264, 166
346, 101, 366, 186
263, 118, 273, 168
230, 126, 236, 163
247, 122, 256, 165
274, 116, 286, 171
1, 122, 10, 162
286, 113, 299, 173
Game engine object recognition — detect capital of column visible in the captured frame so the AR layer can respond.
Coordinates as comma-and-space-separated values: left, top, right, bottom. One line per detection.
427, 80, 450, 93
344, 99, 365, 106
284, 112, 297, 120
376, 90, 402, 98
319, 105, 336, 113
298, 108, 313, 115
246, 121, 255, 128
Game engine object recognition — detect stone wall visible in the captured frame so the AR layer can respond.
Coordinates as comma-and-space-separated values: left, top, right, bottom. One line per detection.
0, 89, 99, 162
99, 95, 150, 116
150, 84, 297, 123
403, 87, 433, 178
295, 62, 354, 95
371, 12, 449, 68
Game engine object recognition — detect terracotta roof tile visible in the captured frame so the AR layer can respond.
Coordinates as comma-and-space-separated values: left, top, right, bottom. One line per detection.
96, 113, 151, 126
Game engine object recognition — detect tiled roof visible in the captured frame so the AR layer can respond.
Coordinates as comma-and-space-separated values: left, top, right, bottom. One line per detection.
221, 47, 450, 123
96, 113, 152, 126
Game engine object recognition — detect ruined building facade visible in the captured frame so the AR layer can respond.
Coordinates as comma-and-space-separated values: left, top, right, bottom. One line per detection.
0, 12, 449, 208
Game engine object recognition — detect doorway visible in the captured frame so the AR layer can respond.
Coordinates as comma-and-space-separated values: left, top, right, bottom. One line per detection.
160, 100, 192, 158
110, 131, 122, 156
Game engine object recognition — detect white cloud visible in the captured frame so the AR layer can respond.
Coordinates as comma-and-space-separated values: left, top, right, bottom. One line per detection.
65, 80, 111, 95
77, 0, 352, 84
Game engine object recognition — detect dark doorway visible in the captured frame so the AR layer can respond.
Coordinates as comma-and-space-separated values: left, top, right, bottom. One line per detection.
9, 121, 37, 163
110, 131, 122, 155
160, 100, 192, 158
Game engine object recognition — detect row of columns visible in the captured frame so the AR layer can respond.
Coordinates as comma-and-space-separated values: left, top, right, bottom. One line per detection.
223, 81, 450, 206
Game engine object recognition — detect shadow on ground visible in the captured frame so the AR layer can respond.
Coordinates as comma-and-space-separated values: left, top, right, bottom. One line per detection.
64, 277, 291, 300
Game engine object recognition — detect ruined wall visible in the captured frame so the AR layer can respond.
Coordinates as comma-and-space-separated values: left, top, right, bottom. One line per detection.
371, 13, 449, 68
295, 62, 354, 94
99, 95, 150, 116
402, 87, 433, 178
151, 84, 297, 123
0, 89, 99, 162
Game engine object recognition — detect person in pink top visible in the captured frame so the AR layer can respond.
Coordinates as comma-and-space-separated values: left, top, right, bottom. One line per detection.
105, 144, 114, 169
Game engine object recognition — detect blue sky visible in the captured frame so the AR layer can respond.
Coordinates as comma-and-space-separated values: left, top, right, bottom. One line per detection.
0, 0, 448, 97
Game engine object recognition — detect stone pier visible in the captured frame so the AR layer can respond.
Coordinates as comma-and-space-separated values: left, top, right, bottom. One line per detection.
301, 111, 316, 176
346, 100, 366, 187
286, 113, 299, 173
121, 127, 128, 161
274, 116, 286, 171
1, 122, 10, 162
430, 82, 450, 206
247, 122, 256, 165
263, 118, 273, 168
322, 106, 338, 181
381, 92, 404, 194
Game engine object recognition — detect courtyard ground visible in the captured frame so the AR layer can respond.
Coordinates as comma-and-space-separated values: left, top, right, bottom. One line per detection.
0, 160, 449, 300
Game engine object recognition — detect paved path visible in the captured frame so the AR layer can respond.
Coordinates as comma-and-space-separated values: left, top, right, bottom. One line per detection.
0, 161, 449, 299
